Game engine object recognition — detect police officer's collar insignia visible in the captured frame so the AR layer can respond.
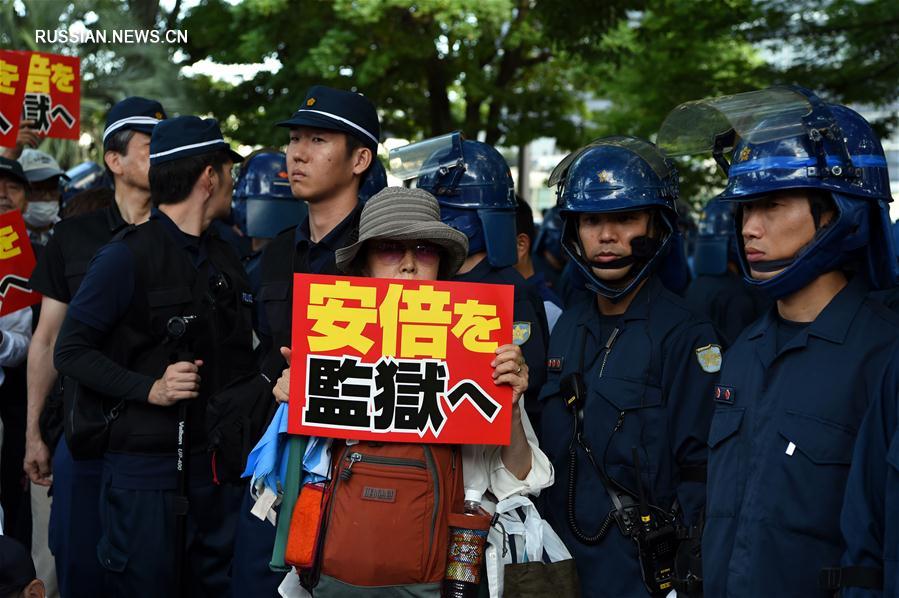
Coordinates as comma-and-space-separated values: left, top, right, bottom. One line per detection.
512, 321, 531, 345
714, 384, 735, 404
695, 344, 722, 373
547, 357, 563, 372
738, 146, 751, 162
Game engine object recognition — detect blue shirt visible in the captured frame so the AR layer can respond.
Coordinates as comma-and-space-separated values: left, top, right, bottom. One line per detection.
703, 275, 899, 597
539, 276, 720, 597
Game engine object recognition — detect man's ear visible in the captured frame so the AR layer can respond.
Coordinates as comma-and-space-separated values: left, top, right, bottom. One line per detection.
104, 151, 122, 176
352, 147, 373, 176
23, 578, 46, 598
516, 233, 530, 262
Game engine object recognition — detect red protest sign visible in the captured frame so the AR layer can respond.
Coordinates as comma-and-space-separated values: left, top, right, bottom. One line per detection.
20, 51, 80, 141
288, 274, 515, 445
0, 210, 40, 316
0, 50, 29, 147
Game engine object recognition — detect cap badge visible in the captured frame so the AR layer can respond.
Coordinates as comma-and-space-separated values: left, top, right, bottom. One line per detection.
306, 98, 316, 107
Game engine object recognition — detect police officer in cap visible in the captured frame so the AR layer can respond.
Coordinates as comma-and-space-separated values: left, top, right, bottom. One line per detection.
25, 96, 166, 598
231, 84, 385, 597
683, 200, 769, 345
537, 136, 719, 597
658, 86, 899, 597
390, 132, 549, 437
53, 116, 256, 596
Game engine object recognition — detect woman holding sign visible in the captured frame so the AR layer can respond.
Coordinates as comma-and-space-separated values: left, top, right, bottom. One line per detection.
269, 186, 557, 597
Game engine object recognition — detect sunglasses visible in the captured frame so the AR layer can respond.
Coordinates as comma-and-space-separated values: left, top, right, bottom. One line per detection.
368, 239, 442, 265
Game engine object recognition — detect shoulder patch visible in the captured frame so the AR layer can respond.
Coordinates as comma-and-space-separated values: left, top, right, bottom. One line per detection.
695, 344, 722, 373
512, 321, 531, 345
547, 357, 563, 372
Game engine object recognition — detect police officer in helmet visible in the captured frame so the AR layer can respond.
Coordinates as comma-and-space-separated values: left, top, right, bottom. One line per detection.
683, 200, 769, 345
231, 148, 306, 294
539, 136, 720, 597
390, 132, 549, 437
659, 85, 899, 597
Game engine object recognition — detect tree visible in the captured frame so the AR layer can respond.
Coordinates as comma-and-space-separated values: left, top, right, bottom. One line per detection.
0, 0, 191, 168
180, 0, 637, 148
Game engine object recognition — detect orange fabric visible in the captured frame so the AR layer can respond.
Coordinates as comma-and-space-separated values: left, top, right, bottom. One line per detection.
285, 482, 327, 569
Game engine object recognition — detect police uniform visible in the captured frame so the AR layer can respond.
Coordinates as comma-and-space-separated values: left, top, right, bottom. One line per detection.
454, 258, 549, 426
703, 277, 899, 596
540, 277, 719, 597
656, 87, 899, 597
838, 347, 899, 597
683, 271, 769, 346
27, 96, 166, 598
231, 206, 361, 595
54, 117, 254, 596
232, 85, 383, 598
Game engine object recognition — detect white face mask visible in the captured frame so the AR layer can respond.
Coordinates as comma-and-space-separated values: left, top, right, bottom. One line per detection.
23, 201, 60, 227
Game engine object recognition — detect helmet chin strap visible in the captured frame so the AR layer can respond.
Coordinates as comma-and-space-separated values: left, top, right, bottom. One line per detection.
584, 236, 661, 270
740, 198, 826, 274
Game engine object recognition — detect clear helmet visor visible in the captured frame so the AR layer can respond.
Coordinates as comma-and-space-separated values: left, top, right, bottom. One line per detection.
548, 136, 674, 188
657, 87, 814, 156
388, 132, 463, 181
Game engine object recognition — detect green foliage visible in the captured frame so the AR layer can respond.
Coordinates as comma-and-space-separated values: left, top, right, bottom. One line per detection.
181, 0, 627, 148
1, 0, 189, 168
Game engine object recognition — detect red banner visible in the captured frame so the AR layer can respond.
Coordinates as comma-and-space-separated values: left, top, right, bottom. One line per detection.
0, 51, 28, 147
0, 50, 80, 145
288, 274, 515, 445
0, 210, 40, 316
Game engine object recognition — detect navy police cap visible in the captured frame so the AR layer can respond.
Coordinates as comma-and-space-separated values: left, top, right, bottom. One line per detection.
276, 85, 380, 151
150, 116, 244, 166
103, 96, 167, 147
0, 156, 29, 187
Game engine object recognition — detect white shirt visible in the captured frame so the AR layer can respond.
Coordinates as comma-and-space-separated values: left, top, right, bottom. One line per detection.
0, 306, 32, 387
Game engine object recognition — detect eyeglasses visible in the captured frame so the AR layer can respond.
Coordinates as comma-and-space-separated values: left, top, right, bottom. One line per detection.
369, 240, 442, 265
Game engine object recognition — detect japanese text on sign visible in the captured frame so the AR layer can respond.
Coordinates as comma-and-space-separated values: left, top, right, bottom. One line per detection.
289, 274, 514, 445
0, 211, 41, 317
0, 50, 80, 145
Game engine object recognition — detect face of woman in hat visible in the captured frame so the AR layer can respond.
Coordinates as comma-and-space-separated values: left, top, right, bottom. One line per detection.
362, 238, 442, 280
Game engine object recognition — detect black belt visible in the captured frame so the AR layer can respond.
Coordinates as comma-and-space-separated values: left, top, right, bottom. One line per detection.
820, 566, 883, 590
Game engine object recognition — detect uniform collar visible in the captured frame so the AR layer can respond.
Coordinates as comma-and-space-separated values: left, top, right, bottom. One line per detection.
150, 209, 205, 260
294, 203, 361, 251
453, 255, 494, 282
106, 199, 126, 232
746, 274, 869, 346
575, 275, 663, 343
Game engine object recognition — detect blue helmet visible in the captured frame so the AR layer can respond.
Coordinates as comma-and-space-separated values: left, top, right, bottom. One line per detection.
533, 205, 565, 264
692, 200, 736, 276
232, 149, 305, 239
389, 132, 517, 268
358, 157, 387, 203
549, 136, 688, 300
60, 161, 112, 209
660, 85, 897, 298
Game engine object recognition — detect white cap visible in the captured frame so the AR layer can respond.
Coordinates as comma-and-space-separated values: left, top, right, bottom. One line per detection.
18, 149, 65, 183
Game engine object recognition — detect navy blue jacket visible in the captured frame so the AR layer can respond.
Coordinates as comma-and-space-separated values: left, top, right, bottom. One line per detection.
703, 276, 899, 597
540, 276, 720, 597
838, 343, 899, 598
